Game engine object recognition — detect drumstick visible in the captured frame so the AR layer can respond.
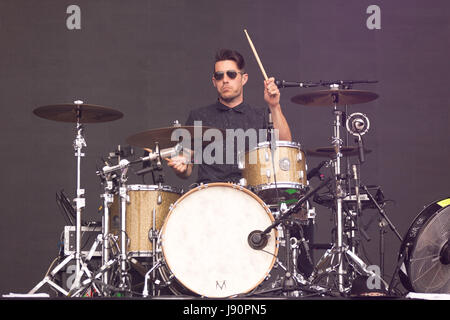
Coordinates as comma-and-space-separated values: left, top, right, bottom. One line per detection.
244, 29, 269, 80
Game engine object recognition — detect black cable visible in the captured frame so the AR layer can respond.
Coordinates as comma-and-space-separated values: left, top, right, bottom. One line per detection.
56, 192, 74, 226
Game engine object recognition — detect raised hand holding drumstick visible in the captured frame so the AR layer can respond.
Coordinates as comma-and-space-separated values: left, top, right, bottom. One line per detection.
244, 29, 292, 141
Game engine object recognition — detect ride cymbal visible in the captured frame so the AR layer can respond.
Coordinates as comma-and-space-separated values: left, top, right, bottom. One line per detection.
291, 89, 378, 107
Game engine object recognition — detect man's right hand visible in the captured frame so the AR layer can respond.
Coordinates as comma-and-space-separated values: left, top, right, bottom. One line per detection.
165, 155, 193, 178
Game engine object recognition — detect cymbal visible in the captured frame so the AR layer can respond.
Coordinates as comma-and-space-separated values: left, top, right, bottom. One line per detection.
33, 103, 124, 123
126, 125, 224, 149
291, 89, 378, 107
306, 146, 372, 158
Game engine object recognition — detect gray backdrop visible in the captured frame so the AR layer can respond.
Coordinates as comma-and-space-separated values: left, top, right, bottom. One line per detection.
0, 0, 449, 294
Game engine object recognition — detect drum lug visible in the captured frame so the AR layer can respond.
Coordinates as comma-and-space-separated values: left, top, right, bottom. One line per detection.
157, 193, 162, 205
297, 152, 303, 161
307, 207, 316, 220
237, 154, 245, 169
265, 150, 270, 162
299, 171, 304, 180
266, 169, 271, 178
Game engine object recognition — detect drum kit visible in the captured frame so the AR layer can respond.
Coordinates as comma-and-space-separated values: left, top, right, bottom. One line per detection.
28, 81, 405, 298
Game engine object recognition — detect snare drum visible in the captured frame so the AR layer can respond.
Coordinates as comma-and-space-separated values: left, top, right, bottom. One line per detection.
110, 185, 181, 257
239, 141, 307, 207
158, 183, 278, 298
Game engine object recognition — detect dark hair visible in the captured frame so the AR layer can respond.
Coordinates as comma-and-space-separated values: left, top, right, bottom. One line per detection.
214, 49, 245, 71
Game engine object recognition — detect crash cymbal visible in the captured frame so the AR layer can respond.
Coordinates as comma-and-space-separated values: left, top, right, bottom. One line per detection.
291, 89, 378, 107
33, 103, 123, 123
306, 146, 372, 158
126, 125, 224, 149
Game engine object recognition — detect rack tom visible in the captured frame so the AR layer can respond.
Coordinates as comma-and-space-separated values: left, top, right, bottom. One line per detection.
239, 141, 307, 207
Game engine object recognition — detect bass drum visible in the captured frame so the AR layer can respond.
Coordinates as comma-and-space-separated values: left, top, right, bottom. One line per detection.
399, 197, 450, 293
158, 183, 278, 298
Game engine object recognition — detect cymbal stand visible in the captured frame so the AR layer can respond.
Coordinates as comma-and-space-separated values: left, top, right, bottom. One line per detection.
117, 164, 131, 293
310, 90, 354, 293
330, 91, 346, 292
28, 101, 92, 296
311, 91, 385, 294
72, 104, 87, 290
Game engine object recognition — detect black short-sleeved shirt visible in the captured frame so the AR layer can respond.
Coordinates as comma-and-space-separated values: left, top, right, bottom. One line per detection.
185, 100, 268, 184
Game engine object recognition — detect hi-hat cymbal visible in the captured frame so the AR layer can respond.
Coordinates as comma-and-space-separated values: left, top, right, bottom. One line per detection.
126, 125, 224, 150
291, 89, 378, 107
33, 103, 124, 123
306, 146, 372, 158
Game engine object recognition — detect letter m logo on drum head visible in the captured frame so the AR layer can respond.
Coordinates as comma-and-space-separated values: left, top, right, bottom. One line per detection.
216, 280, 227, 290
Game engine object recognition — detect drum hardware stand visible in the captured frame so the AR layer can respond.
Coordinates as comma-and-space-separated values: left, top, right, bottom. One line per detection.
116, 163, 132, 293
330, 93, 346, 293
28, 100, 96, 296
142, 260, 164, 298
312, 98, 387, 294
67, 233, 113, 297
280, 219, 316, 296
361, 184, 403, 279
266, 110, 282, 211
246, 178, 331, 297
147, 142, 168, 297
310, 91, 355, 293
99, 144, 171, 297
96, 157, 121, 292
249, 176, 331, 249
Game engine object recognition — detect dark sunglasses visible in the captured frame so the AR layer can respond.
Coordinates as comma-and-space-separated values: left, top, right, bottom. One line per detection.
213, 70, 245, 81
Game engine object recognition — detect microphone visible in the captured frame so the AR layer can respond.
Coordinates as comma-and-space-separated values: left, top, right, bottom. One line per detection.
356, 135, 365, 164
307, 160, 328, 180
248, 230, 268, 250
346, 112, 370, 136
138, 144, 183, 163
352, 118, 365, 132
102, 159, 130, 174
275, 80, 318, 88
352, 164, 362, 213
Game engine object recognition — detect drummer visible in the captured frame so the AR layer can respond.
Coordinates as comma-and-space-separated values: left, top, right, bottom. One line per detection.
166, 48, 292, 183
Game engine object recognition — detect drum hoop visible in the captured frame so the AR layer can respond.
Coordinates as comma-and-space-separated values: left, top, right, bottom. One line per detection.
399, 197, 450, 290
158, 182, 279, 297
237, 141, 304, 166
252, 182, 307, 191
127, 184, 181, 194
254, 140, 302, 150
169, 182, 273, 219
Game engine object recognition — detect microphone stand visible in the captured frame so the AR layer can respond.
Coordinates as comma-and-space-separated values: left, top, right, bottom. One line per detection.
360, 184, 403, 278
247, 177, 332, 297
249, 177, 332, 249
266, 110, 281, 212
